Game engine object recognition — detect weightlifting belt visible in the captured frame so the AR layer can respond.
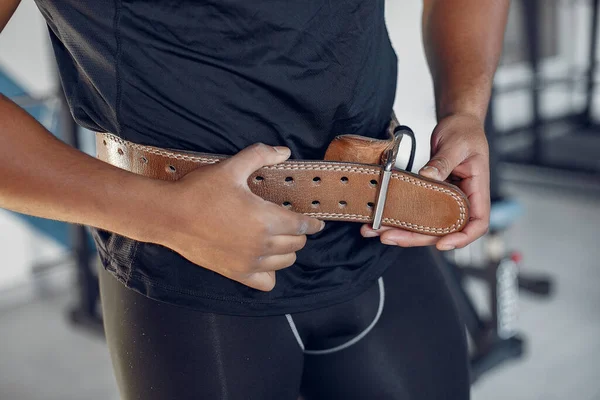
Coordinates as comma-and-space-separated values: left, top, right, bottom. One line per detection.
95, 123, 469, 236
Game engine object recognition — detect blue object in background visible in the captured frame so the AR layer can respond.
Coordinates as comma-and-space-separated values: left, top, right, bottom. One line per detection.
489, 199, 524, 232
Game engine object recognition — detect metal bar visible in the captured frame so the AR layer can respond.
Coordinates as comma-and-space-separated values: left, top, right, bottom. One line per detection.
585, 0, 600, 122
372, 170, 391, 230
501, 156, 600, 177
523, 0, 543, 163
493, 114, 582, 137
493, 75, 600, 95
486, 89, 503, 201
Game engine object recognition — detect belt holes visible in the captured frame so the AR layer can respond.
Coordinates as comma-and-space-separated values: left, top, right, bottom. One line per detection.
370, 179, 378, 187
254, 176, 264, 183
117, 148, 124, 155
166, 165, 176, 173
141, 156, 148, 164
339, 200, 347, 208
340, 176, 348, 184
312, 177, 321, 184
285, 176, 294, 184
367, 202, 374, 209
311, 200, 320, 208
283, 201, 292, 208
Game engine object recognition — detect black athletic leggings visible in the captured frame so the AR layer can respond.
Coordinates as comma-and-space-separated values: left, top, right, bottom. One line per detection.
99, 247, 470, 400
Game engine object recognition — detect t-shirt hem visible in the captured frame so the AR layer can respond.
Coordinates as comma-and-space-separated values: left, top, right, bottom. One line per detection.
99, 259, 385, 317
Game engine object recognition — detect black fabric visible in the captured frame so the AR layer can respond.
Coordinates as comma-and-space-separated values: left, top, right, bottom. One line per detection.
34, 0, 402, 315
99, 247, 470, 400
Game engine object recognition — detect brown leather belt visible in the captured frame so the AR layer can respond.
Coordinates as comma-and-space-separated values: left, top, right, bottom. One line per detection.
95, 124, 469, 236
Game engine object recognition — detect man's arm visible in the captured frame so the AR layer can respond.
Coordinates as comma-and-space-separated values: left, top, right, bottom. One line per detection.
362, 0, 509, 250
422, 0, 510, 121
0, 2, 159, 240
0, 0, 20, 32
0, 93, 168, 242
0, 1, 323, 291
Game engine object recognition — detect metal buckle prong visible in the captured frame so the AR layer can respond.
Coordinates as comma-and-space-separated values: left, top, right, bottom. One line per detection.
372, 126, 413, 229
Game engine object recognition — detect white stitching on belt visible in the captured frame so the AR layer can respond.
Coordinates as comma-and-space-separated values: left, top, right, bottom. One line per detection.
100, 132, 466, 233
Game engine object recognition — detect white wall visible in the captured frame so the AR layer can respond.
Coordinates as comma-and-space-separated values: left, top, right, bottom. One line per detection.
0, 0, 55, 96
387, 0, 437, 170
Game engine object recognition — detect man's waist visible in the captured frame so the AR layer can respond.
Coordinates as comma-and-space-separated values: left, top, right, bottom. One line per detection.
94, 118, 469, 236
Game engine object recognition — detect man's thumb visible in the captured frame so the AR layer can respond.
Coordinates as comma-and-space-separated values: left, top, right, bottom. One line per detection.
419, 155, 453, 181
224, 143, 291, 179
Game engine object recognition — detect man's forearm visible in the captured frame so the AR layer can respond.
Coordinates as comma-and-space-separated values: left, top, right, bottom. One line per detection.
422, 0, 510, 121
0, 94, 166, 243
0, 0, 20, 32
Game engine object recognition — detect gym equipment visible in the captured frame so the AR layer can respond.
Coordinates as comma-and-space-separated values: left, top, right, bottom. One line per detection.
495, 0, 600, 182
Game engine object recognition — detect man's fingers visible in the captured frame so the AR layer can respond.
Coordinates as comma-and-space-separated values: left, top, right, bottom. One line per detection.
236, 271, 277, 292
257, 253, 297, 272
363, 170, 490, 249
419, 147, 463, 181
360, 224, 395, 237
460, 174, 491, 229
379, 229, 440, 247
223, 142, 291, 181
264, 235, 307, 256
435, 173, 490, 250
436, 218, 488, 250
267, 203, 325, 236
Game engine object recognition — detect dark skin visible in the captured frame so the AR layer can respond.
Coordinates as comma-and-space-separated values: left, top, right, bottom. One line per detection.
0, 1, 509, 291
0, 1, 323, 292
362, 0, 510, 251
0, 0, 19, 29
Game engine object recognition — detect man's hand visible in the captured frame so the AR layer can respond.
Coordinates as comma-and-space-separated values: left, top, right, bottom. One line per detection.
361, 113, 490, 250
157, 143, 325, 292
0, 89, 321, 292
375, 0, 508, 251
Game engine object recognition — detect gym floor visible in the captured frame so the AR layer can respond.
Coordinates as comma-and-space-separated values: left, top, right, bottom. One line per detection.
0, 176, 599, 400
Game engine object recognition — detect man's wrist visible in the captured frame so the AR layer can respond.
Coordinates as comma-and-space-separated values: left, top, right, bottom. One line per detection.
97, 171, 174, 246
437, 110, 486, 127
435, 86, 490, 125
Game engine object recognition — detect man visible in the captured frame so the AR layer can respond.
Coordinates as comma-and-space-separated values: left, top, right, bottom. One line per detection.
0, 1, 508, 399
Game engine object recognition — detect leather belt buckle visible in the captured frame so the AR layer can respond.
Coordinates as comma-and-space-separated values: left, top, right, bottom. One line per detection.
372, 125, 415, 230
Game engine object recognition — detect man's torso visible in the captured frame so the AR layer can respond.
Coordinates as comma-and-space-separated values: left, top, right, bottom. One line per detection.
35, 0, 403, 315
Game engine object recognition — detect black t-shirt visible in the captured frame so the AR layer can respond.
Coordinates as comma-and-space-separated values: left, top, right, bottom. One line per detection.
35, 0, 404, 315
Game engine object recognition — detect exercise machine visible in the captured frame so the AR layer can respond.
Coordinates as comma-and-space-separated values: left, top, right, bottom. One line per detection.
496, 0, 600, 182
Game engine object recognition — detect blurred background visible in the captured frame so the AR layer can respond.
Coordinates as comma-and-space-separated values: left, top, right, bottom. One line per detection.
0, 1, 599, 399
